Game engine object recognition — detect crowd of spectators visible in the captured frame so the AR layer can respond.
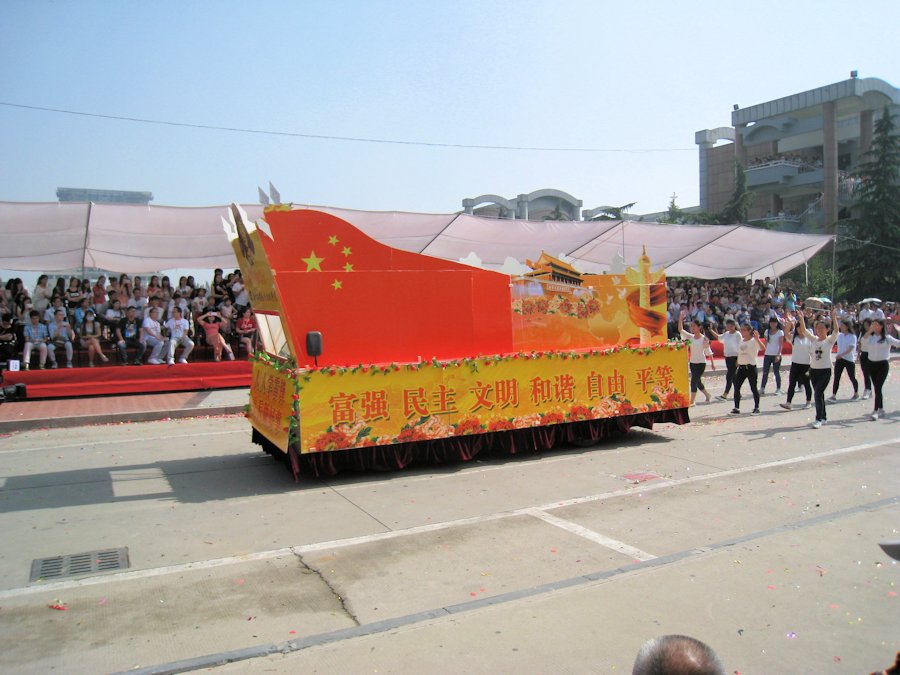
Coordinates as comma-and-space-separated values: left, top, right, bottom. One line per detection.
747, 152, 823, 170
666, 276, 898, 341
0, 269, 258, 370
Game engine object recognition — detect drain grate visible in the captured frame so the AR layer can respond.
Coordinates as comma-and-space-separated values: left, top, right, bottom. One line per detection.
30, 547, 130, 583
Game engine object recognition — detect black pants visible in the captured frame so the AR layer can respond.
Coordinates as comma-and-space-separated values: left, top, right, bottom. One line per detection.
689, 362, 706, 393
733, 364, 759, 410
859, 352, 872, 391
832, 358, 858, 395
869, 359, 889, 411
785, 362, 811, 404
810, 368, 831, 421
723, 356, 737, 395
760, 354, 781, 389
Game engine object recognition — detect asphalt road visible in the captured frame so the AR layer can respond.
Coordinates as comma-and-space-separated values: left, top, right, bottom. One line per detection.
0, 369, 898, 674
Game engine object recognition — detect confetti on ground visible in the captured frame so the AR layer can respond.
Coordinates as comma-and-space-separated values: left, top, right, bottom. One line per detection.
786, 632, 797, 639
833, 656, 841, 663
97, 597, 107, 606
889, 591, 897, 597
289, 630, 296, 635
48, 604, 68, 611
816, 566, 827, 577
622, 473, 659, 483
235, 579, 245, 585
767, 585, 776, 590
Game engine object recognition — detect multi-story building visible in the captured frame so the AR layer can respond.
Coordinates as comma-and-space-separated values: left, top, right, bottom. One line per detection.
695, 74, 900, 231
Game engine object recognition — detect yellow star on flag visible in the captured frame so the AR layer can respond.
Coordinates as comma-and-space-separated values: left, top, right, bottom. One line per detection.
328, 235, 339, 246
341, 246, 352, 257
332, 279, 343, 291
343, 262, 354, 272
302, 251, 324, 271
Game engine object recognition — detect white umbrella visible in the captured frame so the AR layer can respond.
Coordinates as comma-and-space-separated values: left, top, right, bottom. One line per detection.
860, 297, 882, 305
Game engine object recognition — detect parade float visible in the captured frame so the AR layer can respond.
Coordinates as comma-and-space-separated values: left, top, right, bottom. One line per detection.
224, 204, 690, 478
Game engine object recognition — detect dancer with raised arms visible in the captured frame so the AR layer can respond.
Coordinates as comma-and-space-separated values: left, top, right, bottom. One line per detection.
730, 323, 765, 416
797, 309, 839, 429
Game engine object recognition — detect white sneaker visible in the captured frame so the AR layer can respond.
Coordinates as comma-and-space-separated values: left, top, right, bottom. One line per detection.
850, 392, 859, 400
827, 395, 837, 402
870, 412, 878, 421
861, 390, 871, 400
178, 358, 188, 364
803, 401, 812, 409
148, 358, 163, 365
811, 420, 822, 429
774, 389, 782, 395
167, 358, 175, 366
779, 402, 792, 410
227, 352, 235, 361
877, 408, 885, 418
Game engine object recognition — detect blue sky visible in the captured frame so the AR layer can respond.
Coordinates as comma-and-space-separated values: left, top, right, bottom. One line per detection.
1, 0, 899, 216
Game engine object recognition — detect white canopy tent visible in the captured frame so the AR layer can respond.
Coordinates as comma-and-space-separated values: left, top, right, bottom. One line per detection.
0, 201, 833, 280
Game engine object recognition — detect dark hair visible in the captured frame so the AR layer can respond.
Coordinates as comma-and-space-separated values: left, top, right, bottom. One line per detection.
633, 635, 725, 675
870, 318, 888, 343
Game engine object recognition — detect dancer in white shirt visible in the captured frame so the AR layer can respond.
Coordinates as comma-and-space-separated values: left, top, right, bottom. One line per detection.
710, 320, 741, 401
858, 319, 873, 400
828, 320, 859, 401
796, 310, 838, 428
679, 311, 712, 405
729, 324, 765, 415
779, 315, 812, 410
864, 318, 900, 420
759, 318, 784, 395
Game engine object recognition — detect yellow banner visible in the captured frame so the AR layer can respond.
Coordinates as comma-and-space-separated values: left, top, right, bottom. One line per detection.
296, 344, 688, 453
248, 359, 296, 451
230, 219, 282, 313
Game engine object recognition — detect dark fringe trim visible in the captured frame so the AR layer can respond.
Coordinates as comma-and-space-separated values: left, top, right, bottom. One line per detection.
254, 408, 689, 479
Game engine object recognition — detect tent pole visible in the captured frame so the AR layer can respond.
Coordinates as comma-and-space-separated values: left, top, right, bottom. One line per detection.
831, 235, 836, 301
81, 201, 93, 281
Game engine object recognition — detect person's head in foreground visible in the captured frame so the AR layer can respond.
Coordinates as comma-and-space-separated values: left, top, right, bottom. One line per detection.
632, 635, 725, 675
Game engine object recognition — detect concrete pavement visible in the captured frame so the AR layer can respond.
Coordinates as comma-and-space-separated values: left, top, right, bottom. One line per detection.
0, 368, 897, 674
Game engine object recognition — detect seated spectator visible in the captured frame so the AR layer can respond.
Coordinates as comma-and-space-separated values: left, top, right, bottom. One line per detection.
235, 306, 258, 356
231, 270, 250, 311
0, 312, 18, 365
64, 276, 85, 316
22, 310, 50, 370
164, 306, 194, 365
116, 306, 146, 365
219, 297, 235, 334
167, 291, 189, 321
190, 287, 208, 320
142, 306, 167, 365
48, 308, 75, 368
92, 275, 107, 314
632, 635, 725, 675
72, 298, 90, 332
128, 287, 148, 313
79, 309, 109, 367
198, 305, 235, 361
144, 294, 165, 322
160, 275, 174, 302
44, 296, 65, 324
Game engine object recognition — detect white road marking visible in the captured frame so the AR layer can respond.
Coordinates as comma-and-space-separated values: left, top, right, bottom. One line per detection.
525, 508, 657, 560
1, 435, 896, 599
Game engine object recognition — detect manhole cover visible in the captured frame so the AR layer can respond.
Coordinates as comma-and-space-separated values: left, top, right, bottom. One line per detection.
30, 547, 129, 583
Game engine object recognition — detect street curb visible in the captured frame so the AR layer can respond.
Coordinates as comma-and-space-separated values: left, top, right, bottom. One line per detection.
0, 404, 245, 434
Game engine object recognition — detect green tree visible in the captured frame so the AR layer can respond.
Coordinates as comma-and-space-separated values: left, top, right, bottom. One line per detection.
837, 105, 900, 299
717, 160, 754, 224
589, 202, 636, 220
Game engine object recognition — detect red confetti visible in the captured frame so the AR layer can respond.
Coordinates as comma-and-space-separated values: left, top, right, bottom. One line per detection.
289, 630, 296, 634
48, 604, 68, 611
889, 591, 898, 597
767, 585, 776, 590
622, 473, 659, 482
235, 579, 245, 585
833, 656, 841, 663
469, 592, 477, 597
